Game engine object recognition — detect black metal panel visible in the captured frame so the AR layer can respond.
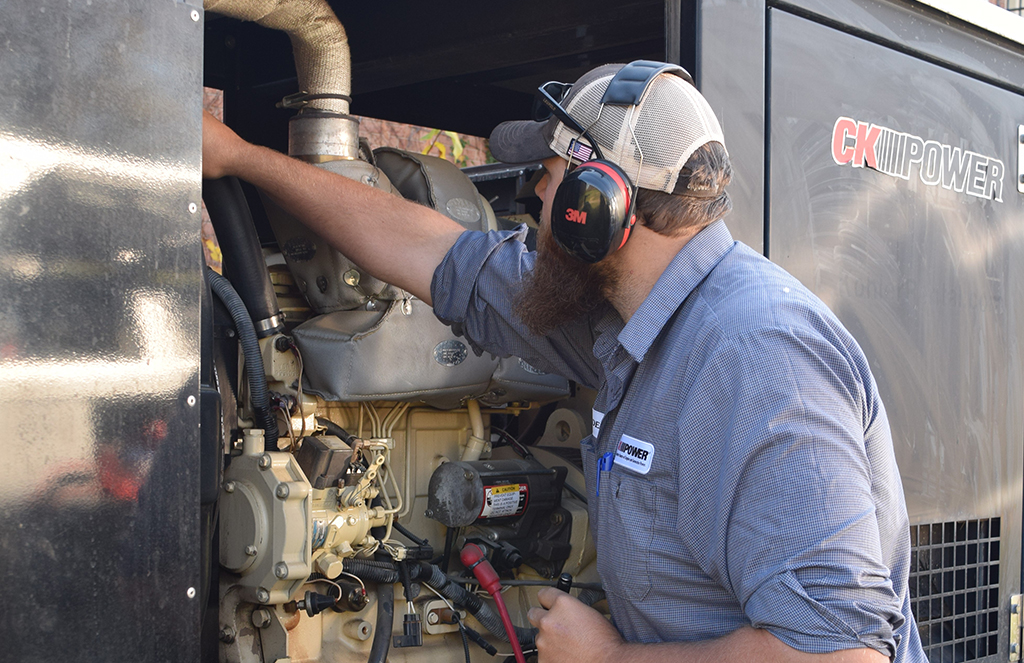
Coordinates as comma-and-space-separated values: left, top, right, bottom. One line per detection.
0, 0, 204, 660
768, 8, 1024, 659
697, 0, 766, 252
772, 0, 1024, 94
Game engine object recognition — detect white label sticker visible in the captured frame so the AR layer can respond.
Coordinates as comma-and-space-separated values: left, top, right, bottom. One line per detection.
613, 434, 655, 475
592, 410, 605, 435
479, 483, 528, 519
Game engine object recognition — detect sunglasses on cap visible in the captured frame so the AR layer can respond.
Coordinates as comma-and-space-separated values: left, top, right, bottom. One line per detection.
532, 80, 605, 161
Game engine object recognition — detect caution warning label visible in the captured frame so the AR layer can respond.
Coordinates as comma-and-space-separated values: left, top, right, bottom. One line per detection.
479, 483, 529, 519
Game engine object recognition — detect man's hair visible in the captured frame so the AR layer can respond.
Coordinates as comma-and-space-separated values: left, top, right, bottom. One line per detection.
635, 141, 732, 236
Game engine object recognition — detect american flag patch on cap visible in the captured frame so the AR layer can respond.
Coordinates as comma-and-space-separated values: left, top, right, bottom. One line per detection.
569, 140, 593, 163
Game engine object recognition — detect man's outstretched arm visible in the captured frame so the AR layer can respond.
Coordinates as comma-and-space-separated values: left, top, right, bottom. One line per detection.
202, 111, 467, 304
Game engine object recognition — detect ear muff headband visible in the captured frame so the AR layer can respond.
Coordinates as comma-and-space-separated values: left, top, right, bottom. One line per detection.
601, 61, 693, 106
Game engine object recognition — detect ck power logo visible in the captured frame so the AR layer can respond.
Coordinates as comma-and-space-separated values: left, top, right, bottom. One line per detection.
831, 117, 1004, 203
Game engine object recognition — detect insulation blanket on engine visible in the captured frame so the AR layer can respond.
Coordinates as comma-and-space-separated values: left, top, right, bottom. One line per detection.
289, 148, 569, 407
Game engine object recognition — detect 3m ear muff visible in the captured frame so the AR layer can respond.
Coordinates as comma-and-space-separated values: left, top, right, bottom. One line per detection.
550, 160, 636, 263
548, 60, 692, 263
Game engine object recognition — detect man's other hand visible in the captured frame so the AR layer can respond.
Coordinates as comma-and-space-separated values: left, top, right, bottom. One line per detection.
529, 587, 623, 663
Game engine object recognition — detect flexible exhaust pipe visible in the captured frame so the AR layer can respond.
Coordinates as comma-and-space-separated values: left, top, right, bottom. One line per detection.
204, 0, 359, 160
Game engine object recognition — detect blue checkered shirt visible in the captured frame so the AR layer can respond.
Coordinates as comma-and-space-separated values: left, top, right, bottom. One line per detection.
431, 220, 925, 660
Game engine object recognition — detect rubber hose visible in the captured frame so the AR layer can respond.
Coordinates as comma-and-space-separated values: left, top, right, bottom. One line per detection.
342, 558, 536, 647
315, 417, 356, 445
205, 268, 280, 449
203, 177, 283, 336
367, 579, 393, 663
422, 565, 536, 647
342, 559, 399, 584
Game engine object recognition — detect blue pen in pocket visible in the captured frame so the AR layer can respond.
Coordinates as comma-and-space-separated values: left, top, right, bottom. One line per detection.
596, 451, 615, 496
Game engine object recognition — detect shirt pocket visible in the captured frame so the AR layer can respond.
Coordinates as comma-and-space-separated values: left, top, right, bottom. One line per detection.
597, 471, 657, 602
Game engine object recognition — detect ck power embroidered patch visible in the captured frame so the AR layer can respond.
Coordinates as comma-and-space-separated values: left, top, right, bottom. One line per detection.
614, 434, 655, 475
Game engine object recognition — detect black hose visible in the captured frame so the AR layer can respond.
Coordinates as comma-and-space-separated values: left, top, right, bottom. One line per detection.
202, 177, 283, 336
421, 564, 536, 647
341, 557, 537, 647
368, 579, 393, 663
342, 559, 400, 584
205, 268, 280, 449
315, 417, 356, 445
393, 522, 427, 547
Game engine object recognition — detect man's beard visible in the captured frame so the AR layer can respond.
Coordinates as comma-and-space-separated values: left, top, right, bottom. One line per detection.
514, 229, 616, 336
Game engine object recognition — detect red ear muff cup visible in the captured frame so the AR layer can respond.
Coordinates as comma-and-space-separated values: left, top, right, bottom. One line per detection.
550, 161, 634, 263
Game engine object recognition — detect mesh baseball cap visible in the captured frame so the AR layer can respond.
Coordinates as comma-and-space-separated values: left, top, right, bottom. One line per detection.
489, 63, 727, 194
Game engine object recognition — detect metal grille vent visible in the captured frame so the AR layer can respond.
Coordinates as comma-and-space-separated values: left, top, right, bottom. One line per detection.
909, 519, 1001, 662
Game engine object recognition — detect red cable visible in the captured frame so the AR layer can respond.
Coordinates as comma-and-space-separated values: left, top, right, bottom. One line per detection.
461, 544, 527, 663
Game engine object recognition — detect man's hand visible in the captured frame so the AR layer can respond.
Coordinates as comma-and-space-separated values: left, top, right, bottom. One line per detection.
202, 110, 248, 179
528, 587, 623, 663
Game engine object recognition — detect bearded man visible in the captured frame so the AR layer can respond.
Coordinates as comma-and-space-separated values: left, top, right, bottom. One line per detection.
202, 61, 925, 663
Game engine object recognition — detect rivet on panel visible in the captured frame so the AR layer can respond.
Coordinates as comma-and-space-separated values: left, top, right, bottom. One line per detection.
190, 9, 200, 21
187, 395, 196, 407
188, 202, 198, 214
186, 586, 196, 598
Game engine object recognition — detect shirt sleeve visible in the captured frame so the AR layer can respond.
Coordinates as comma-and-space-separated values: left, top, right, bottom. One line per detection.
677, 325, 905, 658
430, 226, 604, 389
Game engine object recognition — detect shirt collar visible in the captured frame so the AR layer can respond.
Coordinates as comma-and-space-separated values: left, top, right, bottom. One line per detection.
618, 219, 735, 362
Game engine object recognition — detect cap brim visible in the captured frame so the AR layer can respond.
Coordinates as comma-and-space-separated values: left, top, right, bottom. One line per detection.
488, 119, 557, 164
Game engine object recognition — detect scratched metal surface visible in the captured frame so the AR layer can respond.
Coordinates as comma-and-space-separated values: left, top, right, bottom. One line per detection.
0, 0, 204, 659
768, 8, 1024, 658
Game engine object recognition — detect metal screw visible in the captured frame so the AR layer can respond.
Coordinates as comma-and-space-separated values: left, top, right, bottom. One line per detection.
276, 484, 290, 499
424, 509, 434, 518
186, 586, 196, 599
188, 202, 198, 214
274, 562, 289, 578
256, 589, 270, 604
245, 545, 258, 557
464, 471, 475, 481
224, 481, 235, 493
427, 611, 439, 625
190, 9, 200, 21
187, 395, 196, 407
258, 454, 272, 469
219, 627, 236, 643
252, 609, 272, 628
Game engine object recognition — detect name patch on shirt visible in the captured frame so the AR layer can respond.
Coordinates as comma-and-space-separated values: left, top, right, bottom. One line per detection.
592, 410, 605, 435
614, 434, 655, 475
